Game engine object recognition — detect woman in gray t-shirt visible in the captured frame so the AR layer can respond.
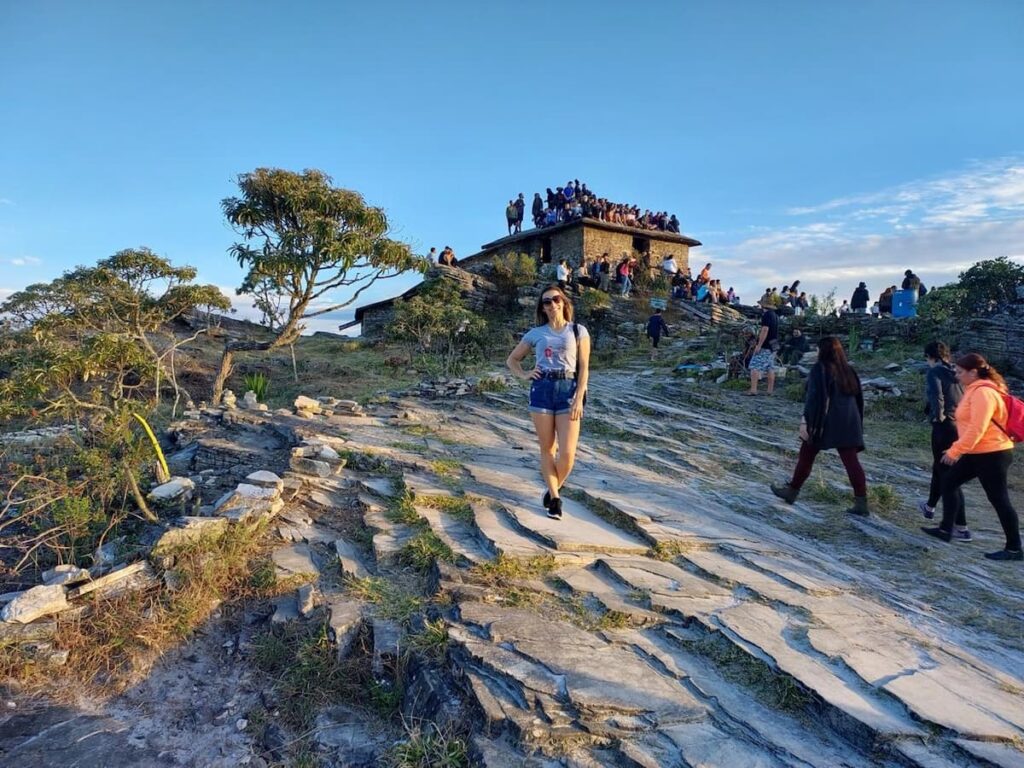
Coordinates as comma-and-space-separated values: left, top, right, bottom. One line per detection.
506, 285, 591, 521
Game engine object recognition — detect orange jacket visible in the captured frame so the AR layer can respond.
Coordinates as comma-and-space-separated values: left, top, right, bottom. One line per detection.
945, 380, 1013, 460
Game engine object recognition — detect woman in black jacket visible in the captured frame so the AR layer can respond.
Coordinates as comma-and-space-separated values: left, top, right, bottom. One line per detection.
918, 341, 965, 530
771, 336, 870, 515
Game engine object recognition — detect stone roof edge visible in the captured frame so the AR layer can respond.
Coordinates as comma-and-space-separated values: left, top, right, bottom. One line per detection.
479, 219, 702, 251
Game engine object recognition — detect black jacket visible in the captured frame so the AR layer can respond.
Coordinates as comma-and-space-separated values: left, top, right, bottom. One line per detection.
925, 363, 962, 423
804, 363, 864, 451
851, 286, 870, 310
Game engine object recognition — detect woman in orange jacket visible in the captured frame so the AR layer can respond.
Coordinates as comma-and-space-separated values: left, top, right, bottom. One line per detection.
922, 353, 1021, 561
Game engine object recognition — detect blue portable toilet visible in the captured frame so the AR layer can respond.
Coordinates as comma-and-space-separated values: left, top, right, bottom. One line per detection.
892, 289, 917, 318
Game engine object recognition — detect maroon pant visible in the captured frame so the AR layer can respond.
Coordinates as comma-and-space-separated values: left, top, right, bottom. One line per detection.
790, 440, 866, 497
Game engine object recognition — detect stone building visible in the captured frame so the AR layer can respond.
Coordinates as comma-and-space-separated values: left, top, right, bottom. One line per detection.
465, 218, 701, 273
353, 218, 701, 339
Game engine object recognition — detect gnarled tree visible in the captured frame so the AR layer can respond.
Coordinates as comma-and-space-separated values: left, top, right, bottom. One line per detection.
213, 168, 425, 401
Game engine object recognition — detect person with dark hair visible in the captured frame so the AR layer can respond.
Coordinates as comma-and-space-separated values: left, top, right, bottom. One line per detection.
598, 253, 611, 292
771, 336, 870, 516
747, 298, 779, 395
918, 342, 965, 530
780, 328, 809, 365
532, 193, 544, 227
922, 353, 1021, 561
646, 308, 669, 360
902, 269, 921, 301
506, 285, 591, 521
851, 282, 870, 314
514, 193, 525, 233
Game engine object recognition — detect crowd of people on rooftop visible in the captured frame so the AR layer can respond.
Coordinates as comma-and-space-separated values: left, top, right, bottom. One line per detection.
503, 180, 682, 235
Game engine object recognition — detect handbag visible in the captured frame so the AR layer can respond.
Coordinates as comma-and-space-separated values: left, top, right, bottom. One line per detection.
572, 322, 588, 407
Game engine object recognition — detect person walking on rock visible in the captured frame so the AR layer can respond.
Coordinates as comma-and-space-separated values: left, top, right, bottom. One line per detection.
922, 353, 1022, 561
851, 282, 870, 314
646, 308, 669, 360
771, 336, 871, 516
918, 342, 966, 533
506, 285, 591, 521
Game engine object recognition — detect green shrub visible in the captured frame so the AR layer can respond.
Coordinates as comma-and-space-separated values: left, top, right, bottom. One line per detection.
242, 372, 269, 402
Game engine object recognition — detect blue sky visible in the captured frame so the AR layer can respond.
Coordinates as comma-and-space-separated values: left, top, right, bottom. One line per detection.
2, 1, 1022, 330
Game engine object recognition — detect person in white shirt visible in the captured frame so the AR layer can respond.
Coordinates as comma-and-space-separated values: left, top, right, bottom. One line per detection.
556, 259, 570, 290
661, 254, 679, 275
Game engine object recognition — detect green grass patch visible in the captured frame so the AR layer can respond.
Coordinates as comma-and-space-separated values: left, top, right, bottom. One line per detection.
407, 618, 449, 659
415, 494, 474, 523
430, 459, 462, 478
385, 722, 470, 768
471, 553, 556, 584
868, 483, 901, 515
250, 619, 397, 733
387, 490, 423, 526
346, 576, 424, 624
398, 530, 457, 572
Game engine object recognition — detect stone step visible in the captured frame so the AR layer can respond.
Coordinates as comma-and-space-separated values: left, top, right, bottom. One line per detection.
467, 499, 550, 559
494, 496, 648, 555
414, 504, 494, 565
554, 565, 665, 627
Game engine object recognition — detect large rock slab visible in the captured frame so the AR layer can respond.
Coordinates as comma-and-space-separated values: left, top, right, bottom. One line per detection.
715, 602, 923, 738
456, 603, 706, 729
334, 539, 372, 579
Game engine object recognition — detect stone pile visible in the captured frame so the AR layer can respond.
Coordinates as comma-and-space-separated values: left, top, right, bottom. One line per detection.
289, 439, 348, 478
293, 394, 364, 419
861, 376, 903, 398
411, 372, 518, 399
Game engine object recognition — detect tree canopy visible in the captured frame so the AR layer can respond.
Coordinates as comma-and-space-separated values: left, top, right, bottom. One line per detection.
212, 168, 425, 399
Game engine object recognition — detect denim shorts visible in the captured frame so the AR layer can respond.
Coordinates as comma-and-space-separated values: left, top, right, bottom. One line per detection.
529, 376, 578, 415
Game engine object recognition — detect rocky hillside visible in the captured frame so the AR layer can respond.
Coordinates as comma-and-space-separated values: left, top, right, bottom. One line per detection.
2, 352, 1022, 767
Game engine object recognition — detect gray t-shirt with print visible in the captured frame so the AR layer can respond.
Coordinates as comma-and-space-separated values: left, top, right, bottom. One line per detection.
521, 323, 589, 373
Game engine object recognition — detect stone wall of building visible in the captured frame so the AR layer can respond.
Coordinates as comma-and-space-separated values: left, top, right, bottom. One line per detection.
582, 227, 690, 273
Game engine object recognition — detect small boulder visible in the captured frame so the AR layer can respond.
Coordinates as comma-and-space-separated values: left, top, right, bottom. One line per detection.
152, 516, 228, 555
41, 565, 91, 587
147, 477, 196, 506
294, 395, 322, 414
1, 584, 69, 624
221, 390, 237, 409
246, 470, 285, 493
297, 584, 316, 616
242, 390, 260, 410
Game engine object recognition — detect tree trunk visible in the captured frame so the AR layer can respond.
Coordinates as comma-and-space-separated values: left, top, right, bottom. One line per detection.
212, 348, 235, 405
211, 339, 277, 404
290, 343, 298, 383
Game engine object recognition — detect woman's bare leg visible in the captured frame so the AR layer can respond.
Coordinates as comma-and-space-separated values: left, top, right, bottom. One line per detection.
531, 413, 559, 498
554, 412, 582, 490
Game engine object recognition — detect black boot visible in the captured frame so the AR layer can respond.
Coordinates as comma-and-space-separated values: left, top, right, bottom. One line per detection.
770, 482, 798, 504
845, 496, 870, 517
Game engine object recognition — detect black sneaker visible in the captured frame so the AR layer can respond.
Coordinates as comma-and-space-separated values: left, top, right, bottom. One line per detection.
984, 549, 1023, 561
547, 497, 562, 520
543, 490, 551, 509
921, 526, 952, 543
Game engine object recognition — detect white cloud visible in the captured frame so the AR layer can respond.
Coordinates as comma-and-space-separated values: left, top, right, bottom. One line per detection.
7, 256, 41, 267
0, 198, 12, 206
712, 158, 1024, 303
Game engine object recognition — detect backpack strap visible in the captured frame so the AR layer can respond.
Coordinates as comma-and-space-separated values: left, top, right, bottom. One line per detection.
976, 382, 1011, 437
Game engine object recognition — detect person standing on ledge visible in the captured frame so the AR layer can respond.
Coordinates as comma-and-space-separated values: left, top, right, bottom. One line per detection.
506, 285, 591, 521
922, 353, 1021, 561
747, 298, 779, 396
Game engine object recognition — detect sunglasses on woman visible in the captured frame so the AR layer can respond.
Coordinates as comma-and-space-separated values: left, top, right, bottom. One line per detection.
541, 296, 564, 306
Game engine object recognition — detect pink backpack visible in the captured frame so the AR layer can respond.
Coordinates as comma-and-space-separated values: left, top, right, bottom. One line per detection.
979, 383, 1024, 443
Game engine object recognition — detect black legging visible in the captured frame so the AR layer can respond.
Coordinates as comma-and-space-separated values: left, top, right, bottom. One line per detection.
940, 449, 1021, 551
928, 420, 962, 512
